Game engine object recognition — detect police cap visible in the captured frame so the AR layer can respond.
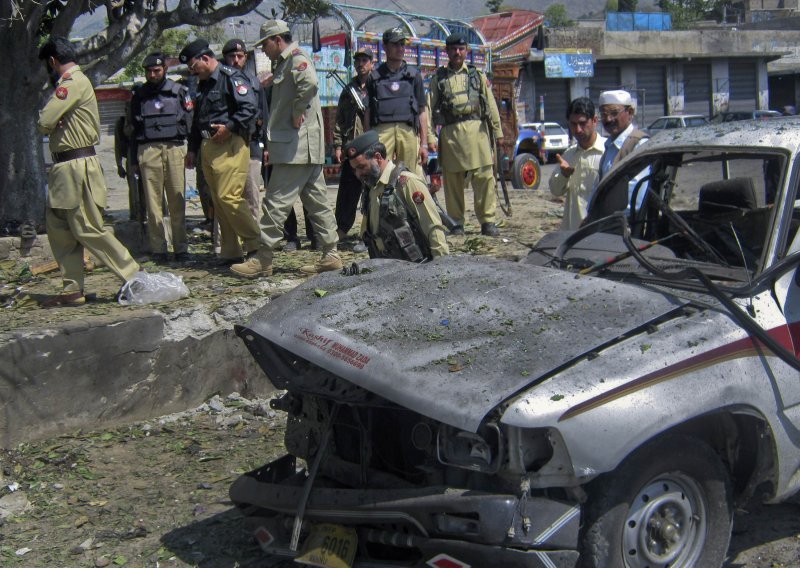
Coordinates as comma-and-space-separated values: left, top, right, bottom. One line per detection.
353, 46, 374, 59
179, 39, 212, 64
142, 52, 166, 68
445, 33, 467, 47
343, 130, 380, 160
222, 39, 246, 55
254, 20, 291, 47
382, 27, 408, 44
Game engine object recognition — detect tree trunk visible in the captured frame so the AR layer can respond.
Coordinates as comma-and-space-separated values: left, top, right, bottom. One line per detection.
0, 22, 48, 230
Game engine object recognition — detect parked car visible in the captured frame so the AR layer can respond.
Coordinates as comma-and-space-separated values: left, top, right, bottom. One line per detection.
230, 118, 800, 567
646, 114, 709, 133
710, 109, 782, 123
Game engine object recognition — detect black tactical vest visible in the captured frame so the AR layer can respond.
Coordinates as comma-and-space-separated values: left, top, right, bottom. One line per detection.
369, 64, 419, 126
133, 80, 190, 142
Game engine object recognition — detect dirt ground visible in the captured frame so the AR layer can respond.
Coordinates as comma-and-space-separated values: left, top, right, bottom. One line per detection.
2, 147, 800, 567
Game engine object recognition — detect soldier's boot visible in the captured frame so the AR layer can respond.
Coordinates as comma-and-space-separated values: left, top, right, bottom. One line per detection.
230, 248, 273, 279
299, 249, 342, 275
481, 222, 500, 237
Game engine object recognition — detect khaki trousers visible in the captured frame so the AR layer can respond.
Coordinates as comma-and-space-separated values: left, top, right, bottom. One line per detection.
201, 135, 263, 258
244, 158, 263, 221
47, 188, 139, 293
443, 164, 497, 225
138, 141, 187, 254
260, 163, 337, 250
375, 123, 422, 175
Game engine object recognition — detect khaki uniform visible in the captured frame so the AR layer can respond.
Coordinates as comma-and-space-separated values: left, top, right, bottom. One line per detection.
37, 65, 139, 293
189, 64, 261, 260
261, 42, 337, 250
361, 161, 449, 258
429, 63, 503, 225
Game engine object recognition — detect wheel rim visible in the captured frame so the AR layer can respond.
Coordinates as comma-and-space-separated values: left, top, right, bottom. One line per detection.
521, 159, 538, 188
622, 474, 707, 568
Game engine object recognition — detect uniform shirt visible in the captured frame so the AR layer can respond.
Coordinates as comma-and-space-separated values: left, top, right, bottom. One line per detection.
366, 62, 426, 126
38, 65, 99, 153
428, 64, 502, 172
332, 77, 367, 148
188, 64, 257, 154
243, 69, 269, 159
361, 161, 449, 258
37, 65, 107, 209
548, 134, 606, 230
266, 42, 325, 165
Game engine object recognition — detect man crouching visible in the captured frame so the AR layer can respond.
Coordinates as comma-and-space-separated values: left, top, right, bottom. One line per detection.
345, 131, 449, 261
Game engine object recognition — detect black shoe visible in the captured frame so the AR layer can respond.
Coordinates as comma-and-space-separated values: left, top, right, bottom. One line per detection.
215, 256, 243, 267
150, 252, 169, 263
448, 225, 465, 236
283, 239, 301, 252
309, 238, 321, 251
481, 222, 500, 237
175, 252, 191, 263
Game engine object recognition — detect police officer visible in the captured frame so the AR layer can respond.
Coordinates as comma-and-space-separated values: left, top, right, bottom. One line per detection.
345, 131, 448, 261
180, 38, 263, 266
231, 20, 341, 278
365, 27, 429, 175
37, 37, 140, 306
333, 46, 373, 248
429, 33, 503, 237
129, 52, 193, 262
222, 39, 266, 222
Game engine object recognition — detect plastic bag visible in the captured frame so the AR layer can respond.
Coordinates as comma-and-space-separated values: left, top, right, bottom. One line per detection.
117, 271, 190, 305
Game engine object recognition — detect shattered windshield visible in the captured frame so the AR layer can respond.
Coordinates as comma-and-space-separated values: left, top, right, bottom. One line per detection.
573, 149, 793, 284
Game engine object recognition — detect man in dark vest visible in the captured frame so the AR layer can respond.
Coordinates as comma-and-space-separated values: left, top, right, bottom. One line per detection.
129, 52, 194, 262
345, 130, 448, 261
365, 27, 429, 175
597, 89, 650, 213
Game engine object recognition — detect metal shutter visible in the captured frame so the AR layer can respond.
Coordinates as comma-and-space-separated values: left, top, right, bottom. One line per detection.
635, 64, 667, 126
530, 64, 570, 126
683, 63, 711, 118
728, 60, 757, 112
587, 64, 622, 102
98, 100, 128, 137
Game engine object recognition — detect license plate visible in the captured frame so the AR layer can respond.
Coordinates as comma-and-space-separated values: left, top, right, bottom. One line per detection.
295, 523, 357, 568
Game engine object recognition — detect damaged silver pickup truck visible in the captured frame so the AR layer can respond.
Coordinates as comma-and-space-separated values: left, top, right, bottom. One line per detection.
230, 118, 800, 568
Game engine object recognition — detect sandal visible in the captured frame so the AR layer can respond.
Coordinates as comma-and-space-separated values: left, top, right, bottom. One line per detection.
41, 291, 93, 308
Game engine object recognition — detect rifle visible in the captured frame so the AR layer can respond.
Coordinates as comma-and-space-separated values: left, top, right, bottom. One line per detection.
489, 132, 512, 218
327, 70, 366, 114
421, 157, 459, 231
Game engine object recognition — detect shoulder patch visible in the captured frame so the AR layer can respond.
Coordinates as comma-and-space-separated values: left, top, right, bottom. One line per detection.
412, 191, 425, 204
291, 48, 301, 56
296, 62, 308, 71
55, 86, 68, 100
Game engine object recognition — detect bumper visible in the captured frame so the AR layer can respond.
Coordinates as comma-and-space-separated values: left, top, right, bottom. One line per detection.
229, 455, 580, 567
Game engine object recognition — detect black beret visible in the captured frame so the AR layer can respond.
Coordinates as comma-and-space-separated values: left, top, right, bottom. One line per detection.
142, 52, 166, 68
179, 39, 212, 64
445, 33, 467, 47
222, 39, 246, 55
343, 130, 380, 160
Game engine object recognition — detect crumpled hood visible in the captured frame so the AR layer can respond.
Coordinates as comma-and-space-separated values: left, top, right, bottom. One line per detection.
241, 256, 688, 432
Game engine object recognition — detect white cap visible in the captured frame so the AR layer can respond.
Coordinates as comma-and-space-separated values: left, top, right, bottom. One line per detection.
599, 89, 635, 109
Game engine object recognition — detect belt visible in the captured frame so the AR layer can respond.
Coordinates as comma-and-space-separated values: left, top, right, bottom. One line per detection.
52, 146, 96, 163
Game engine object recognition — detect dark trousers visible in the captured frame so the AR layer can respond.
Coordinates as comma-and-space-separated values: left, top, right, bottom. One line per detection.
335, 160, 363, 234
284, 208, 315, 242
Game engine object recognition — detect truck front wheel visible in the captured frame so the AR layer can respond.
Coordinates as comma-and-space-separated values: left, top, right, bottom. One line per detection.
579, 435, 732, 568
511, 153, 541, 190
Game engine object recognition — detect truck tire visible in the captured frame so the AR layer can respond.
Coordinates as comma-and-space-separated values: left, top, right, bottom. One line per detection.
511, 153, 541, 190
579, 435, 732, 568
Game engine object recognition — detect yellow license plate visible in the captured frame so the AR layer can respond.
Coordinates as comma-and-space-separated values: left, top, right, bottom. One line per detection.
295, 523, 358, 568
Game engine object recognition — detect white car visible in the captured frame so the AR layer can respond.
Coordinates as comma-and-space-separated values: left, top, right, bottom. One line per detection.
647, 114, 709, 133
520, 121, 570, 154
